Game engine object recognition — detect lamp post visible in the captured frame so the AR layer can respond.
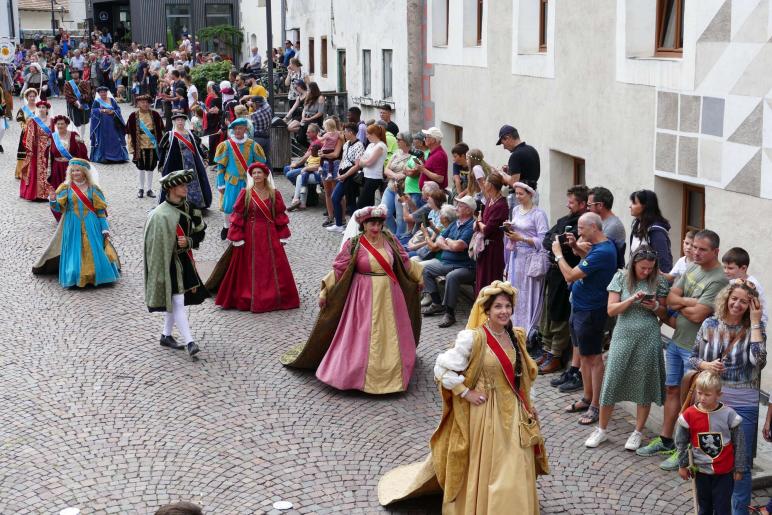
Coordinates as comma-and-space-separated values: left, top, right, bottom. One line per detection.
51, 0, 57, 37
266, 0, 275, 111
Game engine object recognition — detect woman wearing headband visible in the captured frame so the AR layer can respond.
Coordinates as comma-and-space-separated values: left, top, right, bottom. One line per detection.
33, 158, 121, 288
206, 162, 300, 313
14, 88, 38, 180
379, 281, 548, 512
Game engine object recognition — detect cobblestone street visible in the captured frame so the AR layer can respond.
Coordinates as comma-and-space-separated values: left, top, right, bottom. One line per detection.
0, 98, 769, 514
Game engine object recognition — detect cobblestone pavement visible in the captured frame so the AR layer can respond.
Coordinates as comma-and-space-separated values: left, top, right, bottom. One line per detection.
0, 98, 769, 514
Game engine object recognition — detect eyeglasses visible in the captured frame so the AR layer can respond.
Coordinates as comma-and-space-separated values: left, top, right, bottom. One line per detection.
587, 202, 601, 207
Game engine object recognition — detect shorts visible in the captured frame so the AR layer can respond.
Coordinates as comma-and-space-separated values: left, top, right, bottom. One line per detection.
569, 307, 608, 356
665, 340, 693, 387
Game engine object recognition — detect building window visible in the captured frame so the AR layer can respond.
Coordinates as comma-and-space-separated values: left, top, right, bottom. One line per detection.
362, 49, 371, 96
308, 37, 315, 74
205, 4, 233, 26
321, 36, 328, 77
539, 0, 548, 52
573, 157, 586, 186
382, 49, 393, 99
682, 184, 705, 238
477, 0, 484, 45
432, 0, 449, 46
165, 5, 191, 50
656, 0, 684, 55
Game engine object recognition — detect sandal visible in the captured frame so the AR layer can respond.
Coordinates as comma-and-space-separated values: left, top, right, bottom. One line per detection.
565, 398, 591, 413
579, 406, 600, 425
287, 201, 300, 212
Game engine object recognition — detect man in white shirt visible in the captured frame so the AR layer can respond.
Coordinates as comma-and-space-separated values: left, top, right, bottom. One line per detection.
70, 49, 85, 72
242, 47, 262, 74
722, 247, 768, 324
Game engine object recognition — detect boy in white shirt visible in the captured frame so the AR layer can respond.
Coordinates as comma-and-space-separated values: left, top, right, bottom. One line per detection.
722, 247, 768, 324
666, 230, 695, 282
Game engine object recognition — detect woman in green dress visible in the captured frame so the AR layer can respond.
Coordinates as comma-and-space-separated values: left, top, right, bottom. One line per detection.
583, 245, 670, 450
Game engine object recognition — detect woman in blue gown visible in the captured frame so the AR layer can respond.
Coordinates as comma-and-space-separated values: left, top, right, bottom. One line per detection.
89, 86, 129, 163
33, 158, 121, 288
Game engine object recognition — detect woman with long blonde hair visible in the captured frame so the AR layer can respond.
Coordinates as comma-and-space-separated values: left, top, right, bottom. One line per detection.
206, 162, 300, 313
466, 148, 492, 198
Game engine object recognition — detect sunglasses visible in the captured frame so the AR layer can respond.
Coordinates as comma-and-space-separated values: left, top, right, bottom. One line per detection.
734, 278, 758, 290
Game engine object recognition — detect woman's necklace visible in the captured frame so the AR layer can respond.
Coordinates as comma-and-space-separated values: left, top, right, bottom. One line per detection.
365, 233, 382, 246
519, 203, 533, 215
485, 321, 507, 337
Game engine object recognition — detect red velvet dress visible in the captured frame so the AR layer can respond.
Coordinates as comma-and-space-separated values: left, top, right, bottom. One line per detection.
19, 119, 52, 201
215, 189, 301, 313
49, 131, 89, 221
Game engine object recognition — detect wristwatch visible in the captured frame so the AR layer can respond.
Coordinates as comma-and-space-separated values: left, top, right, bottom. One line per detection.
555, 255, 564, 263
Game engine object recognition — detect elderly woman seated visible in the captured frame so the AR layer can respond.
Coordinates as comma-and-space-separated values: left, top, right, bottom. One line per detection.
407, 203, 457, 261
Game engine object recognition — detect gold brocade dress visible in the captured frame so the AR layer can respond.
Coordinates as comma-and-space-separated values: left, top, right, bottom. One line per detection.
444, 344, 539, 515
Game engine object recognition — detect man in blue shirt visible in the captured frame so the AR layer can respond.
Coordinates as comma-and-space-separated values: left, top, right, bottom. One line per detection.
282, 41, 296, 67
422, 196, 477, 328
552, 212, 618, 425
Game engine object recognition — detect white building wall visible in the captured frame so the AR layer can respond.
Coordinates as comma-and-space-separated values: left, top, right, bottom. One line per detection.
2, 0, 21, 44
20, 10, 64, 32
284, 0, 411, 130
428, 0, 772, 294
240, 0, 283, 62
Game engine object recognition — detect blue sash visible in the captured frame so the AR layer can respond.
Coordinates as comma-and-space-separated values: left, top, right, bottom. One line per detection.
96, 98, 114, 110
22, 105, 52, 136
138, 117, 158, 156
52, 131, 73, 160
68, 79, 81, 101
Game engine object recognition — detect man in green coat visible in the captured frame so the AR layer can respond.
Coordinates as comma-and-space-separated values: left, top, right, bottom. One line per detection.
144, 169, 209, 357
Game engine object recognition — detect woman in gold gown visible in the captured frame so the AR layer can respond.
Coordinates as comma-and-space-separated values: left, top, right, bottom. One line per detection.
378, 281, 548, 514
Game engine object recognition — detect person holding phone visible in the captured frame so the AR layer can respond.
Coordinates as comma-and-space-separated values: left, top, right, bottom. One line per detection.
583, 246, 669, 449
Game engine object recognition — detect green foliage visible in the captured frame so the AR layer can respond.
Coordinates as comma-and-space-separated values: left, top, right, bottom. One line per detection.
197, 25, 244, 56
190, 60, 233, 95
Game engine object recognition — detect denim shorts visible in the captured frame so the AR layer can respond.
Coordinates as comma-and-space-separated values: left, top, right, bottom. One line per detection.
665, 340, 693, 387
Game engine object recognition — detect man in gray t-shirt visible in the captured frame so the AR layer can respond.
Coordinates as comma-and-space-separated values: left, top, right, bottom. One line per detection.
589, 187, 626, 264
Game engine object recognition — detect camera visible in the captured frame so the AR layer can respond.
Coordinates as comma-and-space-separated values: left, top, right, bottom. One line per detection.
408, 148, 424, 160
557, 225, 573, 245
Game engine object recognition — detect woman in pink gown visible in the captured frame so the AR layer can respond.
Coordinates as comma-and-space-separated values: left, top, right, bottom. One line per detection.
281, 206, 424, 394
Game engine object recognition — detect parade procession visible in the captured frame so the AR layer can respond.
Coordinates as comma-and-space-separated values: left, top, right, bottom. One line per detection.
3, 1, 772, 514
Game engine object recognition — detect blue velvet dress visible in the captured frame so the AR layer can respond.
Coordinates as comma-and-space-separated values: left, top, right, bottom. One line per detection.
89, 97, 129, 163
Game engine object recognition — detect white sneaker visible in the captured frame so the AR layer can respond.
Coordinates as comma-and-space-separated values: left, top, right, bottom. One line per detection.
326, 224, 345, 233
585, 427, 608, 448
624, 431, 642, 451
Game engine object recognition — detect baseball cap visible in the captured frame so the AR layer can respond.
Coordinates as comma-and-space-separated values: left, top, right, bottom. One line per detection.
421, 127, 443, 140
454, 195, 477, 211
496, 124, 516, 145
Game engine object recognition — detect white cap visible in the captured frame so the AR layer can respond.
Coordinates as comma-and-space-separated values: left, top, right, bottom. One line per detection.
421, 126, 443, 140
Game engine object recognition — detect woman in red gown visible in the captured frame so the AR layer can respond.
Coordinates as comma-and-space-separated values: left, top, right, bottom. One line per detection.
207, 162, 300, 313
49, 115, 88, 219
20, 100, 52, 201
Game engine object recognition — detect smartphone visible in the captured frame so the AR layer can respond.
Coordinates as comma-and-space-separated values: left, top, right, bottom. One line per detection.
558, 226, 573, 245
641, 293, 655, 301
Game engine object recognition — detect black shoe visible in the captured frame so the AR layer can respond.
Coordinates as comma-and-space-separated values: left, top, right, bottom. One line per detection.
0, 144, 4, 153
146, 190, 156, 198
220, 227, 228, 240
422, 303, 445, 316
137, 189, 144, 198
438, 313, 456, 328
322, 218, 334, 227
186, 341, 200, 357
160, 334, 184, 350
550, 368, 573, 387
558, 371, 584, 393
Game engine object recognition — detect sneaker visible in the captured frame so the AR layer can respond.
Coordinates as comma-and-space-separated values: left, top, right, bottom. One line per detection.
558, 371, 583, 392
659, 451, 680, 471
624, 431, 643, 451
420, 293, 433, 307
146, 190, 156, 198
422, 303, 445, 316
550, 368, 572, 387
584, 427, 608, 448
322, 218, 334, 227
325, 224, 345, 233
635, 436, 676, 457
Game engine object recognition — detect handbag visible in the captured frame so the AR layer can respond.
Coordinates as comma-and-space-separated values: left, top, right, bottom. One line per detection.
526, 250, 550, 278
679, 326, 747, 411
352, 170, 364, 186
468, 230, 486, 261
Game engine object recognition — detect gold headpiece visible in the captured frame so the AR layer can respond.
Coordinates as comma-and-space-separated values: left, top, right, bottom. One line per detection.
465, 280, 518, 330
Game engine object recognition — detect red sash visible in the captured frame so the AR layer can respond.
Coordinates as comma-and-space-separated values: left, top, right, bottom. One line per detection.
228, 138, 249, 172
250, 190, 274, 223
481, 325, 533, 416
71, 183, 98, 215
359, 236, 398, 283
176, 224, 194, 261
173, 131, 196, 154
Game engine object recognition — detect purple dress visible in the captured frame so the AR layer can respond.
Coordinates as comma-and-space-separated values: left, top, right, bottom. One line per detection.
504, 205, 549, 336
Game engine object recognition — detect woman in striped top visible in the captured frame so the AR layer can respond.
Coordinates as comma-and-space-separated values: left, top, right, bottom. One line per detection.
689, 280, 765, 514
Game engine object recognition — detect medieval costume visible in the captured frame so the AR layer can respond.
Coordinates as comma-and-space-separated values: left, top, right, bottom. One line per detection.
126, 95, 164, 198
214, 118, 266, 238
49, 115, 88, 190
89, 86, 129, 163
63, 73, 92, 139
0, 83, 13, 154
14, 89, 37, 180
144, 169, 209, 358
206, 162, 300, 313
281, 206, 423, 394
378, 281, 549, 513
20, 101, 52, 201
158, 113, 212, 209
32, 158, 121, 288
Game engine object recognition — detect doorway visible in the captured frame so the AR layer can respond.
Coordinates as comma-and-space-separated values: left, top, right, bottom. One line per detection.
337, 49, 347, 92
